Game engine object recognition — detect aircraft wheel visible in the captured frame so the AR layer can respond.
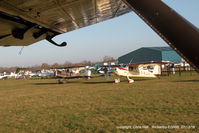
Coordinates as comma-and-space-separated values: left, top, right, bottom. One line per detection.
62, 80, 67, 84
57, 80, 62, 84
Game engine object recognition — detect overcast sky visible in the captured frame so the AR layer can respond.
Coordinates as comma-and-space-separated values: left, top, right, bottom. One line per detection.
0, 0, 199, 67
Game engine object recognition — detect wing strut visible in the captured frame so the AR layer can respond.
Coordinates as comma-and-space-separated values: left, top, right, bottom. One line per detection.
122, 0, 199, 72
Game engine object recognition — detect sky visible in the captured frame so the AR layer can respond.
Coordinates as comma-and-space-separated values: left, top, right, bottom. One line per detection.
0, 0, 199, 67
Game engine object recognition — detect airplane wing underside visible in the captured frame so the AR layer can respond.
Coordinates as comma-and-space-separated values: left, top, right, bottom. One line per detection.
0, 0, 131, 46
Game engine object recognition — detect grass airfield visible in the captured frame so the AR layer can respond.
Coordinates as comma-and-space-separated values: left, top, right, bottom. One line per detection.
0, 72, 199, 133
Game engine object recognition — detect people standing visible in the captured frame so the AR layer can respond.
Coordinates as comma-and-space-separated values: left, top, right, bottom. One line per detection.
87, 68, 91, 80
104, 67, 109, 80
171, 62, 175, 74
86, 66, 91, 80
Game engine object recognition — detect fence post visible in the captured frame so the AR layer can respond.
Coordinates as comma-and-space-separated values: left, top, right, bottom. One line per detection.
168, 65, 170, 76
190, 67, 192, 76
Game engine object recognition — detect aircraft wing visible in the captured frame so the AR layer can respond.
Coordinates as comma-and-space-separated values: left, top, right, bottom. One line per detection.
0, 0, 131, 46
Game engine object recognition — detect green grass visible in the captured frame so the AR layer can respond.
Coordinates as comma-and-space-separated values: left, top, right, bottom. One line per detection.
0, 72, 199, 133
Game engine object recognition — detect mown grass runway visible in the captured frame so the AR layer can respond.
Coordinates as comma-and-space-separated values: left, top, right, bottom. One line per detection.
0, 72, 199, 133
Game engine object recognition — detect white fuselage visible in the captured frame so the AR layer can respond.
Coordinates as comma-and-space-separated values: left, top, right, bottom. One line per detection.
115, 63, 161, 78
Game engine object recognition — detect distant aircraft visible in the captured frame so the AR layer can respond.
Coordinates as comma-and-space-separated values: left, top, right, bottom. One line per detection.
54, 66, 91, 83
56, 69, 88, 79
0, 73, 7, 79
29, 72, 39, 77
97, 67, 114, 74
114, 62, 165, 83
0, 0, 198, 72
0, 72, 16, 79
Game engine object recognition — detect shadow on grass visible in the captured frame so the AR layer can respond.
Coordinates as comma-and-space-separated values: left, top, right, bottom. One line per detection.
82, 81, 114, 84
32, 80, 82, 85
32, 81, 114, 85
33, 83, 58, 85
82, 78, 153, 84
133, 78, 154, 81
31, 78, 154, 85
172, 80, 199, 83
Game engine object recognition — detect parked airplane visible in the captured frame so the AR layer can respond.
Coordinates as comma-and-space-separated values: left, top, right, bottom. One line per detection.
0, 73, 7, 79
0, 0, 198, 72
114, 62, 167, 83
97, 67, 115, 74
29, 72, 39, 77
0, 72, 17, 79
54, 66, 92, 83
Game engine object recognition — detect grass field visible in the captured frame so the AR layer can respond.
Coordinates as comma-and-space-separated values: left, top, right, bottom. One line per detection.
0, 72, 199, 133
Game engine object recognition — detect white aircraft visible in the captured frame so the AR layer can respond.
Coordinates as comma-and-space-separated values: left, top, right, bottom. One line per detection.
0, 72, 17, 79
0, 73, 7, 79
114, 62, 165, 83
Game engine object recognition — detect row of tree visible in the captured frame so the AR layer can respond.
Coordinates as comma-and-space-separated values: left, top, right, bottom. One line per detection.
0, 56, 117, 73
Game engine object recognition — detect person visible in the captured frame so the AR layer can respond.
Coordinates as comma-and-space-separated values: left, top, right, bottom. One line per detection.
69, 69, 72, 76
104, 67, 109, 80
87, 68, 91, 80
171, 62, 175, 74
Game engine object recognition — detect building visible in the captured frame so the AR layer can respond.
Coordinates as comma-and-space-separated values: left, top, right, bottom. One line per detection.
118, 47, 181, 64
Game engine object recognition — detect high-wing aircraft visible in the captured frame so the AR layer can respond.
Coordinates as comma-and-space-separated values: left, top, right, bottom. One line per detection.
114, 62, 164, 83
0, 0, 199, 72
54, 66, 92, 83
0, 73, 7, 79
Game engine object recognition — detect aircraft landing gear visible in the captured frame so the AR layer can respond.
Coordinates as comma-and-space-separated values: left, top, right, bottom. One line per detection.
57, 79, 67, 84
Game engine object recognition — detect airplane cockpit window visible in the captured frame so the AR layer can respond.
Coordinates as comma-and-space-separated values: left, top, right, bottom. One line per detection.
147, 66, 154, 70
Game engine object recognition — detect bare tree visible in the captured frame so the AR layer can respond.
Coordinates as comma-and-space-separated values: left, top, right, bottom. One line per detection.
103, 56, 116, 62
41, 63, 50, 69
79, 60, 92, 66
29, 65, 41, 72
52, 63, 60, 68
63, 61, 73, 67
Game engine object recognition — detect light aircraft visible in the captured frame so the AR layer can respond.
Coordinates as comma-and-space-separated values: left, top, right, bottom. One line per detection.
97, 67, 115, 74
38, 69, 54, 77
0, 72, 17, 79
54, 66, 91, 83
0, 0, 198, 72
29, 72, 39, 77
38, 72, 54, 77
0, 73, 7, 79
114, 62, 167, 83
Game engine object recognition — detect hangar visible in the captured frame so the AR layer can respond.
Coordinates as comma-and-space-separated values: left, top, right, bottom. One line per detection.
118, 47, 182, 64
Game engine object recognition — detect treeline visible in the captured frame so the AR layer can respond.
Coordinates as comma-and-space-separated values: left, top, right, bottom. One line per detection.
0, 56, 117, 73
0, 61, 95, 73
